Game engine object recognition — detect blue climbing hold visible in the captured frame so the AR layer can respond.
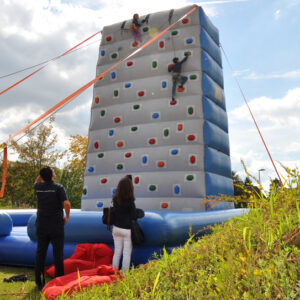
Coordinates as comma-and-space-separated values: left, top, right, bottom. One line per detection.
97, 202, 103, 208
125, 83, 131, 88
142, 156, 148, 164
88, 166, 94, 173
111, 72, 116, 79
109, 129, 114, 136
152, 113, 159, 119
162, 81, 167, 88
174, 185, 180, 194
101, 50, 106, 56
186, 38, 193, 44
171, 149, 179, 155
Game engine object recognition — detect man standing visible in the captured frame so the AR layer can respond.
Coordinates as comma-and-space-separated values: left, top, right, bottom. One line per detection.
34, 166, 71, 290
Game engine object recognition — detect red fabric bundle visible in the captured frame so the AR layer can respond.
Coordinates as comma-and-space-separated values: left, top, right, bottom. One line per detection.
42, 265, 120, 299
45, 243, 113, 277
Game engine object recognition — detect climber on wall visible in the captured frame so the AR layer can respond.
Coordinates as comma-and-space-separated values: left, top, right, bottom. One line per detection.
168, 51, 191, 101
130, 13, 145, 46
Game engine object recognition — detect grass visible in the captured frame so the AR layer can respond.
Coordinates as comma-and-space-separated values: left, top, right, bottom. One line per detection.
1, 167, 299, 299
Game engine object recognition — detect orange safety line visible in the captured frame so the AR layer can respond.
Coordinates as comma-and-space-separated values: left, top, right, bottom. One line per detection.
0, 30, 102, 96
2, 5, 198, 146
219, 43, 283, 187
0, 147, 7, 198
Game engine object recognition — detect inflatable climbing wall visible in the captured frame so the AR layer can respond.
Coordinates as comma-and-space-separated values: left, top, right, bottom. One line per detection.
82, 5, 234, 211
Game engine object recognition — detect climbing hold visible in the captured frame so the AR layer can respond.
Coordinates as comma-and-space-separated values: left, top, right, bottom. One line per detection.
82, 188, 87, 195
149, 185, 156, 191
97, 153, 104, 158
100, 110, 105, 117
159, 41, 164, 48
148, 138, 156, 145
174, 185, 180, 194
108, 129, 114, 136
94, 141, 99, 149
95, 97, 99, 104
131, 126, 138, 132
171, 30, 178, 36
161, 202, 168, 208
157, 161, 165, 168
177, 87, 184, 92
134, 177, 140, 184
163, 129, 169, 137
124, 83, 131, 88
162, 81, 167, 88
142, 156, 148, 164
186, 175, 194, 181
106, 36, 112, 42
127, 61, 133, 67
111, 53, 118, 59
190, 74, 197, 80
133, 104, 140, 110
190, 155, 196, 164
182, 18, 189, 24
152, 61, 158, 68
101, 178, 107, 184
171, 149, 179, 155
116, 141, 124, 147
186, 38, 193, 44
187, 134, 196, 141
111, 72, 116, 79
188, 106, 194, 115
152, 112, 159, 119
114, 117, 121, 123
88, 166, 94, 173
116, 164, 123, 170
97, 202, 103, 208
177, 124, 183, 131
143, 27, 149, 32
125, 152, 132, 158
100, 50, 106, 56
170, 100, 177, 105
138, 91, 145, 97
112, 188, 116, 195
114, 90, 119, 97
132, 41, 138, 47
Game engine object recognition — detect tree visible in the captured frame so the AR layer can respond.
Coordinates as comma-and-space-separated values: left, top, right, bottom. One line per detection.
4, 117, 64, 207
58, 135, 88, 208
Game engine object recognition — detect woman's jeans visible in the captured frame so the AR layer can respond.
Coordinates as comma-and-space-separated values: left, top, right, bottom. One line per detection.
112, 225, 132, 271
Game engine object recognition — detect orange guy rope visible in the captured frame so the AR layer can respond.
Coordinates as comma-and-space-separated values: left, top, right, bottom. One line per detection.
0, 147, 7, 198
219, 43, 283, 186
0, 30, 102, 96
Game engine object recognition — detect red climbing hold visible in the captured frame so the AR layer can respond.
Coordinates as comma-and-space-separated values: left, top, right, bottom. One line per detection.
134, 177, 140, 184
138, 91, 145, 97
127, 61, 133, 67
187, 134, 196, 141
114, 117, 121, 123
101, 178, 107, 184
177, 87, 185, 92
132, 41, 138, 47
159, 41, 164, 48
94, 142, 99, 149
190, 155, 196, 164
182, 18, 189, 24
125, 152, 132, 158
148, 138, 156, 145
106, 36, 112, 41
117, 141, 124, 147
95, 97, 99, 104
157, 161, 165, 168
161, 202, 168, 208
170, 100, 177, 105
177, 124, 183, 131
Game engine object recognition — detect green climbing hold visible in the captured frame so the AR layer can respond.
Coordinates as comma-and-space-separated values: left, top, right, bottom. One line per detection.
149, 185, 156, 191
190, 74, 197, 80
114, 90, 118, 97
97, 153, 104, 158
171, 30, 178, 36
186, 175, 194, 181
117, 164, 123, 170
143, 27, 149, 32
100, 110, 105, 117
188, 107, 194, 115
111, 53, 117, 59
133, 104, 140, 110
131, 126, 138, 132
164, 129, 169, 137
152, 61, 157, 68
83, 188, 87, 195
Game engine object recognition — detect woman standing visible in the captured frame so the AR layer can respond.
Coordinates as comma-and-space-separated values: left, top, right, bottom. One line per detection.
112, 177, 136, 271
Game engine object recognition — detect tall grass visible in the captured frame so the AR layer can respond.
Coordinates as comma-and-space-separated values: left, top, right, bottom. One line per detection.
55, 168, 300, 299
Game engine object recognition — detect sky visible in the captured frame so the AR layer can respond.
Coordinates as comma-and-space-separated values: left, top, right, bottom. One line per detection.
0, 0, 299, 190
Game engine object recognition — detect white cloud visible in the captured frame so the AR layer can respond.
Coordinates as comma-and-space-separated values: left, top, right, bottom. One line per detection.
274, 9, 281, 20
243, 70, 300, 80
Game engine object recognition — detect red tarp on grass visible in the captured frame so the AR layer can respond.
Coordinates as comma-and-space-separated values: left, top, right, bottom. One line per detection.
45, 243, 114, 277
42, 265, 121, 299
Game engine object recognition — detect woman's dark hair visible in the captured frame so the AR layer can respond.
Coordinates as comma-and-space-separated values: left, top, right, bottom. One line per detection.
173, 57, 179, 64
115, 177, 135, 205
40, 166, 53, 182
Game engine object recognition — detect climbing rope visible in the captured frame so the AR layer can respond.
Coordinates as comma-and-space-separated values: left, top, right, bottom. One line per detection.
0, 30, 102, 96
219, 43, 283, 186
0, 5, 198, 198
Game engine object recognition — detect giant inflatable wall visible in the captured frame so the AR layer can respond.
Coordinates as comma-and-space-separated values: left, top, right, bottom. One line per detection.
82, 5, 233, 211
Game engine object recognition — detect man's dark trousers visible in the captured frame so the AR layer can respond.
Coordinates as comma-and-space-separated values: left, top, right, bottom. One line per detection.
35, 223, 64, 285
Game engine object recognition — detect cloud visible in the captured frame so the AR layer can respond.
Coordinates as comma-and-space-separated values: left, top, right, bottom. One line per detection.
274, 9, 281, 20
243, 70, 300, 80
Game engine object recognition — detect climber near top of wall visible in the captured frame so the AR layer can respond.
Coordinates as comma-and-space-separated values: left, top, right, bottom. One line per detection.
168, 51, 191, 101
130, 13, 145, 46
